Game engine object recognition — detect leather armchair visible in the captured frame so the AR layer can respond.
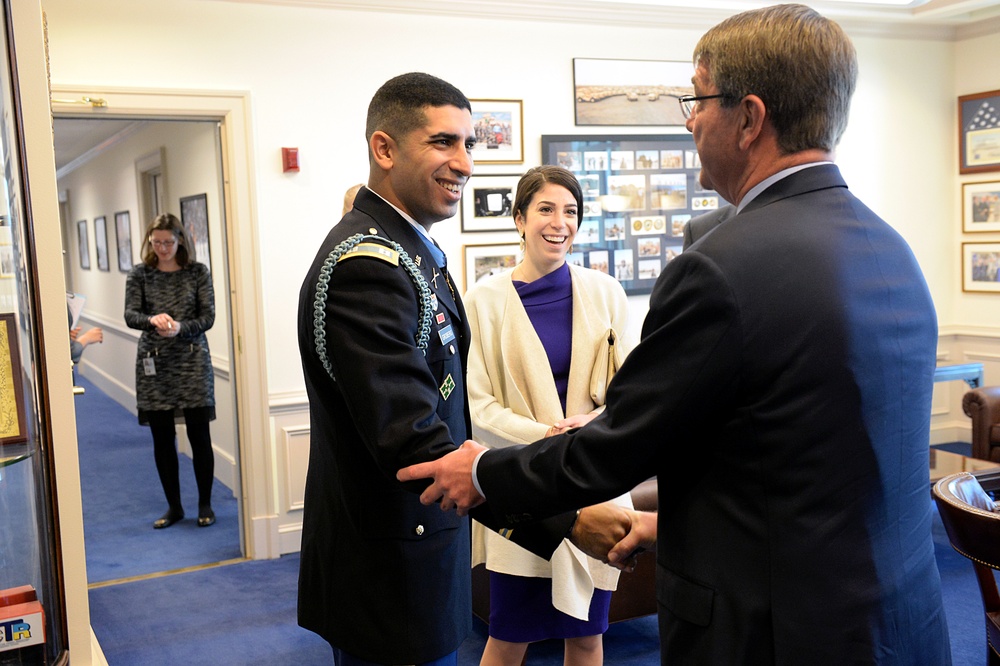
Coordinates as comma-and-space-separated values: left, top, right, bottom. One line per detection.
964, 387, 1000, 462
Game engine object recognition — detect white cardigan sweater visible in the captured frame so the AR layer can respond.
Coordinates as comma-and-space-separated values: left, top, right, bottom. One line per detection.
465, 262, 636, 621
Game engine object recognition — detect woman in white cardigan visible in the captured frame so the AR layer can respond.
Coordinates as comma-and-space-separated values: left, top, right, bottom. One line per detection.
465, 166, 635, 666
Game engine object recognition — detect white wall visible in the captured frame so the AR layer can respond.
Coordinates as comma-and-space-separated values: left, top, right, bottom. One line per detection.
955, 30, 1000, 330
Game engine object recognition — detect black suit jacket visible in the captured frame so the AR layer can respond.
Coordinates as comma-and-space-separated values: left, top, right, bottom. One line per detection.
477, 165, 950, 664
297, 188, 569, 663
682, 204, 735, 250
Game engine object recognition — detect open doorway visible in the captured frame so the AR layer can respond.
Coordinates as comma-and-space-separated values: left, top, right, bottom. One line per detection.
55, 116, 244, 583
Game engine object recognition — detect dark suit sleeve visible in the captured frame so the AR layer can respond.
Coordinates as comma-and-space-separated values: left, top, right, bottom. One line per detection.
469, 507, 575, 560
477, 250, 743, 522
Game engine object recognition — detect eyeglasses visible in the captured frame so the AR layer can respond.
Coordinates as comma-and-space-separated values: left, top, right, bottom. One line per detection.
151, 240, 177, 249
678, 94, 731, 120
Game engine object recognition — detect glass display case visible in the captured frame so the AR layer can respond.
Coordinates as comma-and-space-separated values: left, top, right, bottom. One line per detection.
0, 1, 70, 663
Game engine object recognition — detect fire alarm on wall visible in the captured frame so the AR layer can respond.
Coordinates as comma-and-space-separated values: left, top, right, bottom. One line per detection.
282, 147, 299, 173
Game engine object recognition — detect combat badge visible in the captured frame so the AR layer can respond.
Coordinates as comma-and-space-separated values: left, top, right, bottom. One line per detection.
439, 373, 456, 400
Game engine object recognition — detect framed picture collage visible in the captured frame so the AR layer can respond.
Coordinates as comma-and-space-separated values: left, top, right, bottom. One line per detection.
541, 134, 721, 295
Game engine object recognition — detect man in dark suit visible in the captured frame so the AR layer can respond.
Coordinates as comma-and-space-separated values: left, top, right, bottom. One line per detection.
398, 6, 950, 664
297, 73, 626, 666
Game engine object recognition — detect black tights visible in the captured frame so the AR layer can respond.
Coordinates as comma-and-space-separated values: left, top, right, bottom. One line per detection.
147, 409, 215, 513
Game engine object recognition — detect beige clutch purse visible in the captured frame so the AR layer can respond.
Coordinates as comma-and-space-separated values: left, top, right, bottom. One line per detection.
589, 328, 624, 406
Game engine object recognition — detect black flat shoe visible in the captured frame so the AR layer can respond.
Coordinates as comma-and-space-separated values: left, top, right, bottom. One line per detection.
153, 509, 184, 529
197, 507, 215, 527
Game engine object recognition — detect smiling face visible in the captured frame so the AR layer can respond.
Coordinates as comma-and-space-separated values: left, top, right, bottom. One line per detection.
516, 183, 579, 281
382, 104, 475, 228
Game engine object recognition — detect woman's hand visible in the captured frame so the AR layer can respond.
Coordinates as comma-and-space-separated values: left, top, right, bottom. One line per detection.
544, 412, 599, 437
149, 313, 180, 337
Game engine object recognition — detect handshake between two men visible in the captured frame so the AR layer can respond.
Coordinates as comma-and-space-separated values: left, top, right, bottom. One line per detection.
396, 439, 657, 571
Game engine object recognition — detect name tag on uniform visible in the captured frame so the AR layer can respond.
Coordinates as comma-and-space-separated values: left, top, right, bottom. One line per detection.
143, 357, 156, 376
437, 324, 455, 345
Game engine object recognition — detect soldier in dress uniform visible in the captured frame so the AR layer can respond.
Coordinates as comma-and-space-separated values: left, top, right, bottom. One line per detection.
296, 72, 629, 666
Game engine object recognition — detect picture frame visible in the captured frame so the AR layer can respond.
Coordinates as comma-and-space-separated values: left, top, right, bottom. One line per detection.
470, 99, 523, 164
962, 180, 1000, 233
572, 58, 694, 126
180, 193, 212, 274
542, 133, 712, 295
959, 90, 1000, 174
962, 241, 1000, 293
462, 242, 519, 292
461, 174, 521, 233
0, 313, 27, 446
77, 219, 90, 270
115, 210, 133, 272
94, 215, 109, 271
0, 243, 13, 277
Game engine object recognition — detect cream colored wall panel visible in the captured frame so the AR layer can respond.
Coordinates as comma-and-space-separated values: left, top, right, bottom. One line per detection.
281, 423, 310, 513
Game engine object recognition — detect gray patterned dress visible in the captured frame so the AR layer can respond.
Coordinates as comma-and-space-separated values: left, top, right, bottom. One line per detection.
124, 262, 216, 423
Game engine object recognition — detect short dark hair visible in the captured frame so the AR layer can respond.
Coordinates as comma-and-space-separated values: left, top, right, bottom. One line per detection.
141, 213, 196, 267
365, 72, 471, 146
512, 165, 584, 223
694, 3, 857, 153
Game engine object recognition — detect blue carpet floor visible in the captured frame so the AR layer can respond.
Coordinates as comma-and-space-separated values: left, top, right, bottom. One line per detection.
87, 509, 983, 665
88, 552, 659, 665
75, 373, 241, 582
78, 377, 987, 664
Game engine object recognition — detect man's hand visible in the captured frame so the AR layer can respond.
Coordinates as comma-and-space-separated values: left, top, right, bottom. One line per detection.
568, 502, 632, 563
396, 440, 486, 516
607, 510, 657, 571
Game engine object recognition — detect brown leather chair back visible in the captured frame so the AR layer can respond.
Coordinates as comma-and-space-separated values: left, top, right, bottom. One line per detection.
933, 471, 1000, 665
963, 386, 1000, 462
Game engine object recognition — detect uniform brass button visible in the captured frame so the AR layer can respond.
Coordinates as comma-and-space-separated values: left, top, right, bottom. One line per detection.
415, 525, 425, 536
449, 345, 456, 354
369, 227, 377, 234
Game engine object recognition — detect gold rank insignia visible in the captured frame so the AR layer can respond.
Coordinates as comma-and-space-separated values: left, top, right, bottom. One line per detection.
498, 528, 514, 540
439, 373, 456, 400
341, 242, 399, 266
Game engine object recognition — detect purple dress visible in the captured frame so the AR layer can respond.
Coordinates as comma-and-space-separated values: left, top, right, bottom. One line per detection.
488, 262, 612, 642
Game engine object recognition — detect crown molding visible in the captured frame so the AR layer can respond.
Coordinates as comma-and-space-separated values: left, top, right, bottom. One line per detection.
213, 0, 1000, 40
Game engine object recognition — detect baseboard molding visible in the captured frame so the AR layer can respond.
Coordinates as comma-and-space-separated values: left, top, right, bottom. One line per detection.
76, 364, 136, 416
931, 422, 972, 446
278, 521, 303, 556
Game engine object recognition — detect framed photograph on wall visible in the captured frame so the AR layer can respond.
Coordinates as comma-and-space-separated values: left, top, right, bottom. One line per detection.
962, 241, 1000, 292
0, 312, 27, 446
0, 244, 13, 277
542, 133, 715, 295
959, 90, 1000, 174
94, 215, 110, 271
180, 193, 212, 274
462, 243, 519, 293
77, 219, 90, 270
461, 174, 521, 232
963, 180, 1000, 232
470, 99, 523, 164
115, 210, 133, 271
572, 58, 694, 126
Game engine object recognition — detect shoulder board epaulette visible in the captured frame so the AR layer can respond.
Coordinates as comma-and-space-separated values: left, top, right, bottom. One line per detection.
341, 242, 399, 266
312, 233, 433, 382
